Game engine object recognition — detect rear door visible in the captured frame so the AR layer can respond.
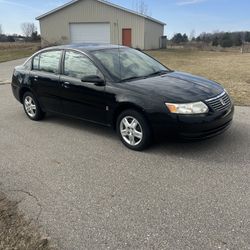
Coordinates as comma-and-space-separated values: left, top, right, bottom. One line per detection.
59, 50, 107, 124
30, 50, 63, 113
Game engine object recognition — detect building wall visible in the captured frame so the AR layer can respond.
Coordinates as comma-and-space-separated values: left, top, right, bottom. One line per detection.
39, 0, 146, 49
144, 19, 164, 50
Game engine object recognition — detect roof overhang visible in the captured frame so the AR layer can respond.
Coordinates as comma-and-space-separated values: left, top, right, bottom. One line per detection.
36, 0, 166, 26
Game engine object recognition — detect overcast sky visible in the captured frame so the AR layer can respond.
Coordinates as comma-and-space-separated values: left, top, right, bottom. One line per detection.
0, 0, 249, 38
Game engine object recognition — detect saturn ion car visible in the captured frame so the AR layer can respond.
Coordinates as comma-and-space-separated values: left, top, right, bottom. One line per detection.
11, 44, 234, 150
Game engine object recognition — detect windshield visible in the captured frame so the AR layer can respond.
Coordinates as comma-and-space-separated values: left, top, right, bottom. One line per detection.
91, 48, 169, 82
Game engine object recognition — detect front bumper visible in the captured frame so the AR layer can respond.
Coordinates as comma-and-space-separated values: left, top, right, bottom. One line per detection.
179, 118, 232, 139
177, 105, 234, 139
150, 105, 234, 140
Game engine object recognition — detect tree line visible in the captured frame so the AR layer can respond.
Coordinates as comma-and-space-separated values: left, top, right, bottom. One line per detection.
171, 31, 250, 47
0, 23, 40, 42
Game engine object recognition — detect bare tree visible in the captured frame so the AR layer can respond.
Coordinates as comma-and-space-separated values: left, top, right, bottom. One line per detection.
134, 0, 151, 16
21, 22, 37, 37
189, 29, 196, 41
0, 24, 3, 35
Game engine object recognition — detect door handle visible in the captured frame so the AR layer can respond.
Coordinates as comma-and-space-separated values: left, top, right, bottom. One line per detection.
33, 75, 39, 81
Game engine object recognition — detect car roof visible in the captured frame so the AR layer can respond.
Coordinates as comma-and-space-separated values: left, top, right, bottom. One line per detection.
42, 43, 127, 52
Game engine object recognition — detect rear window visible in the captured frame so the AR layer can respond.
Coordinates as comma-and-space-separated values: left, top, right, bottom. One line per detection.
23, 58, 32, 70
33, 55, 39, 70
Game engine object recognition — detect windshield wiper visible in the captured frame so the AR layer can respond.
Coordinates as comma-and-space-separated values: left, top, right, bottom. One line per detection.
119, 76, 146, 82
119, 70, 170, 82
145, 70, 170, 78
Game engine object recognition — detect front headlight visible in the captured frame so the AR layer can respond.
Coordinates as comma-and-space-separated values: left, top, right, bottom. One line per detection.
165, 101, 209, 114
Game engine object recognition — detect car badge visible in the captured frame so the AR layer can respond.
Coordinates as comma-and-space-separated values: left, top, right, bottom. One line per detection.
220, 98, 225, 106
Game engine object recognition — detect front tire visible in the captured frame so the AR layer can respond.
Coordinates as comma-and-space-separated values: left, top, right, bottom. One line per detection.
23, 92, 45, 121
116, 109, 152, 151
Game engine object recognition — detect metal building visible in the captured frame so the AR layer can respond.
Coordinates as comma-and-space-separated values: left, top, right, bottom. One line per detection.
36, 0, 166, 50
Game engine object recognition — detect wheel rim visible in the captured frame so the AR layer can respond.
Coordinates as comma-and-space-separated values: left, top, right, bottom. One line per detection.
120, 116, 143, 146
24, 96, 37, 118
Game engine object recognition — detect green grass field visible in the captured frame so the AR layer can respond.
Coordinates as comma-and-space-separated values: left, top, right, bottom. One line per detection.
147, 49, 250, 106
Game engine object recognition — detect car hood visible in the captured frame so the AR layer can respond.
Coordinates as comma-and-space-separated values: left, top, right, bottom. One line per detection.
122, 71, 224, 103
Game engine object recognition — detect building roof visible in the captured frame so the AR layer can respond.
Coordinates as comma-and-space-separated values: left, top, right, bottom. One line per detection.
36, 0, 166, 25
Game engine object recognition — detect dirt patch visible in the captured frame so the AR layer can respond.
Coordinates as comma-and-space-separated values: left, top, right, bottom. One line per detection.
0, 192, 56, 250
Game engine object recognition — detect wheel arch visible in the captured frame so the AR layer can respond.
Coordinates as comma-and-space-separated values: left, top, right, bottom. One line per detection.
19, 87, 45, 112
112, 102, 151, 130
19, 87, 32, 104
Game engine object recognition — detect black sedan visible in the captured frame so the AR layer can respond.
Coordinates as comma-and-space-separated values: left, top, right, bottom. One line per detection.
11, 44, 234, 150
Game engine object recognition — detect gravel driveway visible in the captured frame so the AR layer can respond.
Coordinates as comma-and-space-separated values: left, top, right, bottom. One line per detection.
0, 83, 250, 249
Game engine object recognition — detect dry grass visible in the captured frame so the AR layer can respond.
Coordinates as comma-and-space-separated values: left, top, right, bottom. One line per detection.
0, 192, 56, 250
0, 42, 40, 63
147, 49, 250, 106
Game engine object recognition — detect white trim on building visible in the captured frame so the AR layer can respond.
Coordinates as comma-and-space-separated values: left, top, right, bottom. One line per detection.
36, 0, 166, 26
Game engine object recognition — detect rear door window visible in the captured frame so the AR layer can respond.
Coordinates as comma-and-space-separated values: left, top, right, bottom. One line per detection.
32, 50, 61, 74
39, 51, 61, 74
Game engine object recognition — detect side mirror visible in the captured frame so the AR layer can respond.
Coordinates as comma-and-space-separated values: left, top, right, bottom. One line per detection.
81, 75, 105, 86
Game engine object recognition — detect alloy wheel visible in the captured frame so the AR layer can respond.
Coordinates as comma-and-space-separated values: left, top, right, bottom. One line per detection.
24, 96, 37, 118
120, 116, 143, 146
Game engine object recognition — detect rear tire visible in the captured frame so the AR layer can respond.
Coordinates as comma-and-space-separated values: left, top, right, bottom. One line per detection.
116, 109, 152, 151
23, 92, 45, 121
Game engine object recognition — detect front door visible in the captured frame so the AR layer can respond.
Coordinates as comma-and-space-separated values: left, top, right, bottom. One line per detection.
60, 50, 107, 124
122, 28, 132, 47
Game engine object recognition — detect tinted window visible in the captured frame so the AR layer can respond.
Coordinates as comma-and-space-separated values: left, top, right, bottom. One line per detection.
39, 51, 61, 74
92, 48, 168, 81
33, 54, 40, 70
63, 51, 102, 80
23, 58, 32, 70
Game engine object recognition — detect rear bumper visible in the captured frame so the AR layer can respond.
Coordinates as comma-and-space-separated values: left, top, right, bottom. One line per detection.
11, 83, 21, 103
150, 105, 234, 140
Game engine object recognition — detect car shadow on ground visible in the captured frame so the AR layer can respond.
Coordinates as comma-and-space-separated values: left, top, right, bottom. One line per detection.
42, 113, 246, 164
43, 113, 117, 138
148, 122, 247, 165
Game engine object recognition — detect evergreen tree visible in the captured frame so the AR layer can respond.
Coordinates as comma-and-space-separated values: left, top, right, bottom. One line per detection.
245, 32, 250, 42
172, 33, 184, 44
212, 36, 219, 46
233, 33, 242, 46
220, 33, 233, 47
182, 33, 188, 42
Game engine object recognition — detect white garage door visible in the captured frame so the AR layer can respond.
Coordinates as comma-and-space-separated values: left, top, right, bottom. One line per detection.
70, 23, 110, 44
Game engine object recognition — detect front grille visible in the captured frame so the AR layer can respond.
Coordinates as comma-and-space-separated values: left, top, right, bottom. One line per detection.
206, 91, 232, 112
